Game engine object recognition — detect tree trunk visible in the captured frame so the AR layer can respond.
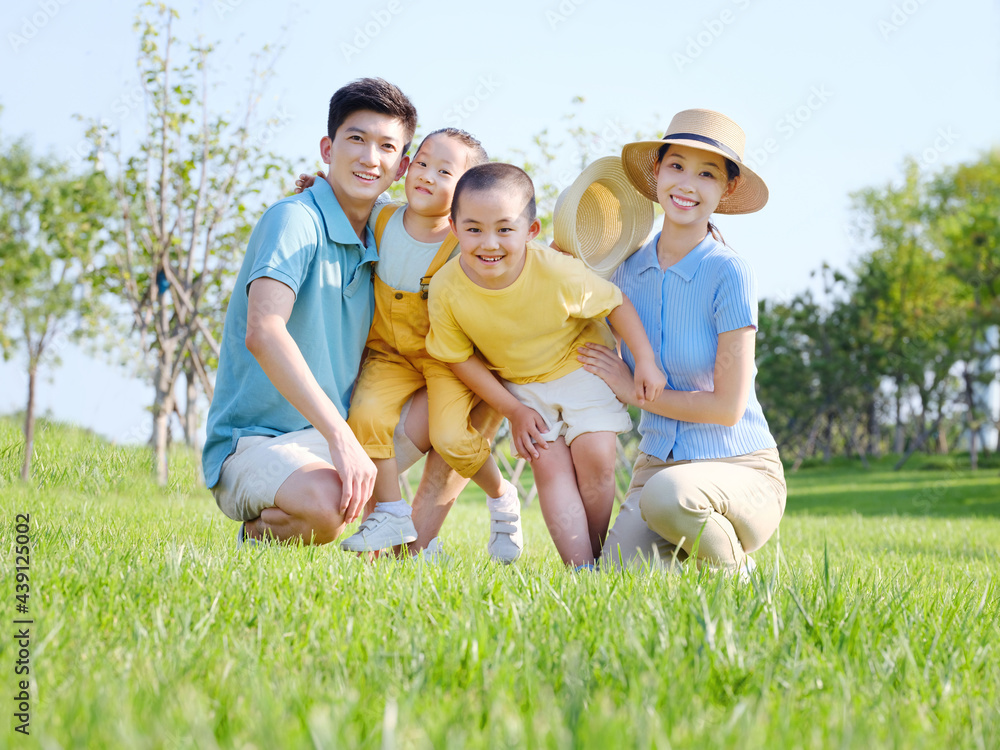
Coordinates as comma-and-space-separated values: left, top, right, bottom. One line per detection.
20, 364, 37, 482
893, 378, 905, 454
867, 394, 881, 458
964, 366, 979, 471
151, 340, 178, 486
183, 365, 198, 448
823, 411, 833, 464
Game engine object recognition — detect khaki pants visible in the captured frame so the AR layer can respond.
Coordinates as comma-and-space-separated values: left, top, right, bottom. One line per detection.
601, 447, 786, 570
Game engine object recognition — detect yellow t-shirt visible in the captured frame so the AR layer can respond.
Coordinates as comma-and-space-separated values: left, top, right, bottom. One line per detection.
426, 243, 622, 384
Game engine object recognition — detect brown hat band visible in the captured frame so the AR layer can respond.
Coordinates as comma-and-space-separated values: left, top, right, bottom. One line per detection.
663, 132, 741, 163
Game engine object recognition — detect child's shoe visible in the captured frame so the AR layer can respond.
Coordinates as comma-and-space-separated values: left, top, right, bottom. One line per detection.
415, 536, 449, 565
487, 481, 523, 563
236, 522, 262, 549
340, 511, 418, 552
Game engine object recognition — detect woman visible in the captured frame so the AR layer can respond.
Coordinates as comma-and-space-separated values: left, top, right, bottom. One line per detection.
578, 109, 786, 578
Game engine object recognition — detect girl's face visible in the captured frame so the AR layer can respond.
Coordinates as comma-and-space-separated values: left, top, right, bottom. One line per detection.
654, 144, 739, 229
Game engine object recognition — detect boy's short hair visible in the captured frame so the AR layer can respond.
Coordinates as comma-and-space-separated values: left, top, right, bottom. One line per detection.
416, 128, 489, 169
451, 163, 536, 223
327, 78, 418, 153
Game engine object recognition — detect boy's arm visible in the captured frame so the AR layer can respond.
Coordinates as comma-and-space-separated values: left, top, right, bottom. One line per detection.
449, 356, 549, 461
577, 328, 755, 426
606, 294, 667, 405
246, 277, 376, 522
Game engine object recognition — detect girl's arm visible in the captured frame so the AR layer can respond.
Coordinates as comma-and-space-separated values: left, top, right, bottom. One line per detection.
605, 295, 666, 405
578, 326, 756, 426
449, 356, 549, 461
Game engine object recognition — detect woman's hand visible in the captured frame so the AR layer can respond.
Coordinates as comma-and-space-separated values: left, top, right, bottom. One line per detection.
577, 343, 641, 407
507, 404, 550, 461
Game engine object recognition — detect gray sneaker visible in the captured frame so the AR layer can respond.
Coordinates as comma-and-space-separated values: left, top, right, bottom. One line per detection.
340, 511, 418, 552
487, 483, 523, 563
236, 522, 262, 549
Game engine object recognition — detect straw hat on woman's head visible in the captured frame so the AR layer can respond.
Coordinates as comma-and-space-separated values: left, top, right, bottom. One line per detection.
553, 156, 654, 279
620, 109, 768, 215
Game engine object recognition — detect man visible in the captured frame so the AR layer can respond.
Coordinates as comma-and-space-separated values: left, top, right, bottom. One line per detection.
203, 78, 484, 548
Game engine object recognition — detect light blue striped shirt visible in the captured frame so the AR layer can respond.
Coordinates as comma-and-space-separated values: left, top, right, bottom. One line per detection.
611, 232, 776, 461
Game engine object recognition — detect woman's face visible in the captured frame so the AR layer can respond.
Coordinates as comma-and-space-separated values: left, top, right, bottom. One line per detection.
654, 144, 739, 229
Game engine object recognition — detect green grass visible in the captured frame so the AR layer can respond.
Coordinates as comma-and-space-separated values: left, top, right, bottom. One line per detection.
1, 417, 999, 749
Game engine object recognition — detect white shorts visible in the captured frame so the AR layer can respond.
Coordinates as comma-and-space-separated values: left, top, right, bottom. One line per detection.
212, 398, 425, 522
503, 367, 632, 457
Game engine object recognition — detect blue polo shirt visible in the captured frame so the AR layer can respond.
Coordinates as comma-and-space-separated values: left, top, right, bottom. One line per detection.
611, 232, 776, 461
202, 179, 379, 488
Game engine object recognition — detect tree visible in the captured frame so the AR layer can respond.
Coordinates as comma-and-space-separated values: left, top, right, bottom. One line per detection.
928, 150, 1000, 469
81, 2, 287, 484
0, 134, 112, 480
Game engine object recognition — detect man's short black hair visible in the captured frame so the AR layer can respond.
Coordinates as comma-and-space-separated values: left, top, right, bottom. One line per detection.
327, 78, 418, 153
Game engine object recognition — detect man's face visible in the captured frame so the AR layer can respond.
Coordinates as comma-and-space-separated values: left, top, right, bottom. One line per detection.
320, 110, 409, 208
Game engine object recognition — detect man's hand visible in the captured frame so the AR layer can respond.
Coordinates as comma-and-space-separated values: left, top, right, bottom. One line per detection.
326, 429, 377, 523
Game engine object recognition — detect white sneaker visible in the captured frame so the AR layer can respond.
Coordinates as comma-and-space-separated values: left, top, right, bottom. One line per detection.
487, 483, 523, 564
415, 536, 449, 565
736, 555, 757, 584
340, 511, 418, 552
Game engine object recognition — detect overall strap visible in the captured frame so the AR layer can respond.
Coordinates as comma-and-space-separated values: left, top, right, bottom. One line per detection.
373, 203, 401, 249
419, 233, 460, 296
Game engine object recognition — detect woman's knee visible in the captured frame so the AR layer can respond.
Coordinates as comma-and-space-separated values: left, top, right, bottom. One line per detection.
638, 470, 694, 533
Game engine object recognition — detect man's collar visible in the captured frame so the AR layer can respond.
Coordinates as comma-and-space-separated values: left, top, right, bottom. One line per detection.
308, 178, 371, 247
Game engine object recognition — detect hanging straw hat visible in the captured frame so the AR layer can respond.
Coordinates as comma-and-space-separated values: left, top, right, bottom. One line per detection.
553, 156, 655, 279
620, 109, 768, 215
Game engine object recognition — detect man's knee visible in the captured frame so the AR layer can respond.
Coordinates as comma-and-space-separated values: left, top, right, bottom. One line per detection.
275, 468, 348, 544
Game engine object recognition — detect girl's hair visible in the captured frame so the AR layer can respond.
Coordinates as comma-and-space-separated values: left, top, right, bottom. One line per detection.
415, 128, 489, 169
656, 143, 740, 245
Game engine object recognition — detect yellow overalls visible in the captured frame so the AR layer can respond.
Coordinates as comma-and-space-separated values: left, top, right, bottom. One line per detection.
347, 205, 492, 478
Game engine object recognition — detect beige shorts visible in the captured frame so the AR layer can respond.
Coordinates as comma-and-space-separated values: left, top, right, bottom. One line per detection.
503, 367, 632, 456
212, 398, 426, 522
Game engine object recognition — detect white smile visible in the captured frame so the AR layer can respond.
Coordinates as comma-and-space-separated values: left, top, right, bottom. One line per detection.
671, 195, 698, 208
354, 172, 379, 182
477, 255, 503, 264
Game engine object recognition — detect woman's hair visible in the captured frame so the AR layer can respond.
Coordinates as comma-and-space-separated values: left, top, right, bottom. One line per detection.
656, 143, 740, 244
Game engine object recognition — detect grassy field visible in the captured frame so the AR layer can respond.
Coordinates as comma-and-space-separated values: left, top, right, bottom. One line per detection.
1, 417, 998, 749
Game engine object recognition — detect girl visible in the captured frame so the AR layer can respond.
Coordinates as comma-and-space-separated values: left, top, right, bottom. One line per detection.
578, 109, 786, 578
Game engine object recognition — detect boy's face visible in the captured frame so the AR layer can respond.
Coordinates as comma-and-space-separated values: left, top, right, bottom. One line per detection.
320, 110, 410, 209
405, 135, 468, 220
450, 188, 541, 290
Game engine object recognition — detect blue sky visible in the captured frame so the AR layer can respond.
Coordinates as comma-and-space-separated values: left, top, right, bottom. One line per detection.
2, 0, 999, 443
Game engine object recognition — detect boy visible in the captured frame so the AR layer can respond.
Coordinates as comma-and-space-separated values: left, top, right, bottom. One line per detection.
427, 163, 666, 566
308, 129, 523, 561
204, 78, 426, 546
